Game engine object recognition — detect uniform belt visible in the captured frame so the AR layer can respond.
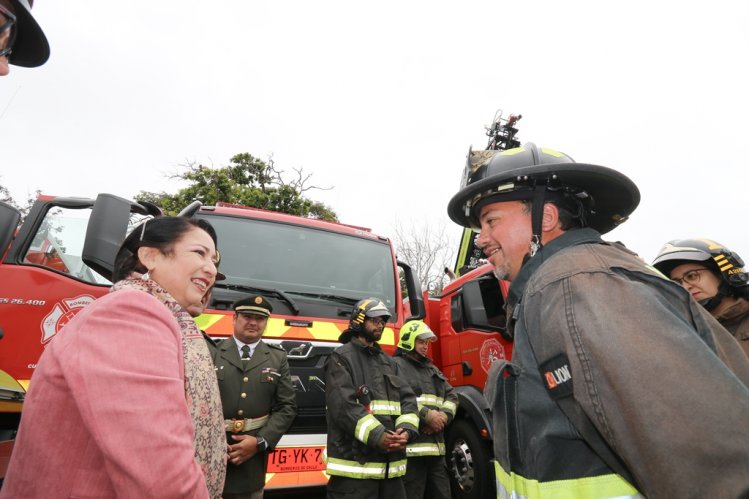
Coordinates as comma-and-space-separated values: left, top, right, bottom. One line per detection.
225, 414, 269, 433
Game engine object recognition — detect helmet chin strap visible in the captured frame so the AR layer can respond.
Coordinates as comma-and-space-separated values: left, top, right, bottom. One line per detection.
528, 184, 547, 258
700, 282, 730, 312
408, 349, 430, 363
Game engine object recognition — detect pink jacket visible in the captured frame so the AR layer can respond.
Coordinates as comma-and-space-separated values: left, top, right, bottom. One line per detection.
1, 289, 211, 498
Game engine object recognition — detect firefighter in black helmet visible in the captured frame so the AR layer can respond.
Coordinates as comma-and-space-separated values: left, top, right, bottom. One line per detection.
653, 238, 749, 357
324, 298, 419, 499
448, 142, 749, 498
0, 0, 50, 76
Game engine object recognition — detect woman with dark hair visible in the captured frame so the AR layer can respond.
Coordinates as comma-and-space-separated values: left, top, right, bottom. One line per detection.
653, 238, 749, 357
2, 217, 227, 498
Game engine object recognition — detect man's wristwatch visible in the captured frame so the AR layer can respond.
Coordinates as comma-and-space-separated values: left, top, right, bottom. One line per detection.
256, 436, 268, 452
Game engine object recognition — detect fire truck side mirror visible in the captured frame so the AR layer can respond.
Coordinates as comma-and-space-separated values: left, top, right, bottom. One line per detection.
454, 276, 506, 335
82, 194, 141, 282
398, 260, 426, 320
0, 201, 21, 260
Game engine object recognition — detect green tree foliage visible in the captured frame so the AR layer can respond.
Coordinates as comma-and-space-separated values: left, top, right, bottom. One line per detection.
136, 153, 337, 221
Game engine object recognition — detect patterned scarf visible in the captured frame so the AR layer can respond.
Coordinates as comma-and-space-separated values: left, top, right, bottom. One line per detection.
111, 277, 226, 498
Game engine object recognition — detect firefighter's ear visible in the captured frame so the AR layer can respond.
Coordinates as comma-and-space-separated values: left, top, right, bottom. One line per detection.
541, 203, 561, 232
137, 246, 160, 272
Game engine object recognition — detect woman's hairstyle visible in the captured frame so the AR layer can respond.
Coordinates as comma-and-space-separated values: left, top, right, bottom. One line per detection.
112, 217, 218, 282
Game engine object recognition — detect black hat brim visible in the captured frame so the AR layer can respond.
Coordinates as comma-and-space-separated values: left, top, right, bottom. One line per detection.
9, 0, 50, 68
447, 162, 640, 235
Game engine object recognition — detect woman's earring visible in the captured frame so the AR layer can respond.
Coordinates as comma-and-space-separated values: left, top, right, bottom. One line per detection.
141, 270, 151, 281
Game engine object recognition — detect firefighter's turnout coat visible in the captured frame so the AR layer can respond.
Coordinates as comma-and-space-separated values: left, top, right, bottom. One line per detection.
392, 351, 458, 457
324, 333, 419, 480
485, 228, 749, 499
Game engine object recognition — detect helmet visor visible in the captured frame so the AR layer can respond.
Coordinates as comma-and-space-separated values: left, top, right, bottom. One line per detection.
416, 330, 437, 342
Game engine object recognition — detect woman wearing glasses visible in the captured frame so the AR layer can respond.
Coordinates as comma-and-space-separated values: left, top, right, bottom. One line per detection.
0, 0, 49, 76
653, 238, 749, 357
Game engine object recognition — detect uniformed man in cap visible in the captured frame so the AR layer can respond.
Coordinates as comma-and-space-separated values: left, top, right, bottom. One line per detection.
213, 294, 297, 499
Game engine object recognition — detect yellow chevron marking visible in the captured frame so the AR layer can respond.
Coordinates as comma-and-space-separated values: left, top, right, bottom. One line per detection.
195, 313, 225, 330
195, 313, 396, 345
500, 147, 525, 156
380, 328, 395, 346
540, 147, 565, 157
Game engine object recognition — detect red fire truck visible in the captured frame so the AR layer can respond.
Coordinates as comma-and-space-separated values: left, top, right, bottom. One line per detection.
0, 112, 520, 498
0, 191, 511, 498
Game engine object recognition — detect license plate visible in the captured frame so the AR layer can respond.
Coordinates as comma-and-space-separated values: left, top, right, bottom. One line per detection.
267, 446, 325, 473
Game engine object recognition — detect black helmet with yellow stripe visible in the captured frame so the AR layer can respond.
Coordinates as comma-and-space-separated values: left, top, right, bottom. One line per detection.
652, 239, 749, 307
348, 298, 390, 333
447, 143, 639, 256
338, 297, 390, 344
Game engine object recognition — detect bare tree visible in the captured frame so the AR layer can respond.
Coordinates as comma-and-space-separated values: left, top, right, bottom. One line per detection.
0, 181, 40, 224
393, 219, 456, 296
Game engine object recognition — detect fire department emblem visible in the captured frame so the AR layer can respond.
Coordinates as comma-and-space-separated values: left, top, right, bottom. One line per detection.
41, 295, 96, 344
480, 338, 506, 373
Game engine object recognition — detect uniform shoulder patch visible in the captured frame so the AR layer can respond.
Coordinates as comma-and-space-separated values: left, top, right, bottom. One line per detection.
269, 343, 286, 351
539, 354, 573, 400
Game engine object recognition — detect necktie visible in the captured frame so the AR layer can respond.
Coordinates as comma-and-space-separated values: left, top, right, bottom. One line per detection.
241, 345, 251, 361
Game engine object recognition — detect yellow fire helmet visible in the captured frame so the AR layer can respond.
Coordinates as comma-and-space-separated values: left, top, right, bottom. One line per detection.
397, 320, 436, 352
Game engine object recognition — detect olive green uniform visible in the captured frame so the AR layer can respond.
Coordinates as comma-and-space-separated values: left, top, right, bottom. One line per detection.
213, 339, 297, 495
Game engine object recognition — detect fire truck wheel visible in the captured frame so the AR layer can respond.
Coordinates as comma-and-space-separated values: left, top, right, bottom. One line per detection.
446, 419, 493, 499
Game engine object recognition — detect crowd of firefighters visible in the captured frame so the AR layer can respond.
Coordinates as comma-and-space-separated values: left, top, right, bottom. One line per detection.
3, 3, 749, 498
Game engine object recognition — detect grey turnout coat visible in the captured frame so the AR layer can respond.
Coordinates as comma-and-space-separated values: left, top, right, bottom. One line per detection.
324, 335, 419, 480
485, 228, 749, 499
392, 352, 458, 457
715, 297, 749, 358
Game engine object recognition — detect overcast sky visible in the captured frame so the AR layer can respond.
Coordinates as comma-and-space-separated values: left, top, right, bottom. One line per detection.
1, 0, 747, 263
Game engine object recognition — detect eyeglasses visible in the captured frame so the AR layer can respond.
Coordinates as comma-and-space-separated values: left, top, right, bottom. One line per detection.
672, 268, 708, 286
366, 317, 387, 326
0, 5, 17, 58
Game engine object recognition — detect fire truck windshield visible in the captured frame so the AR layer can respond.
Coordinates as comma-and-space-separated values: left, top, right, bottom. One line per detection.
200, 214, 398, 319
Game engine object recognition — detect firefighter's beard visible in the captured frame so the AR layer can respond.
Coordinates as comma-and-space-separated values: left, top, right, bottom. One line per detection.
360, 327, 382, 344
491, 266, 509, 281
